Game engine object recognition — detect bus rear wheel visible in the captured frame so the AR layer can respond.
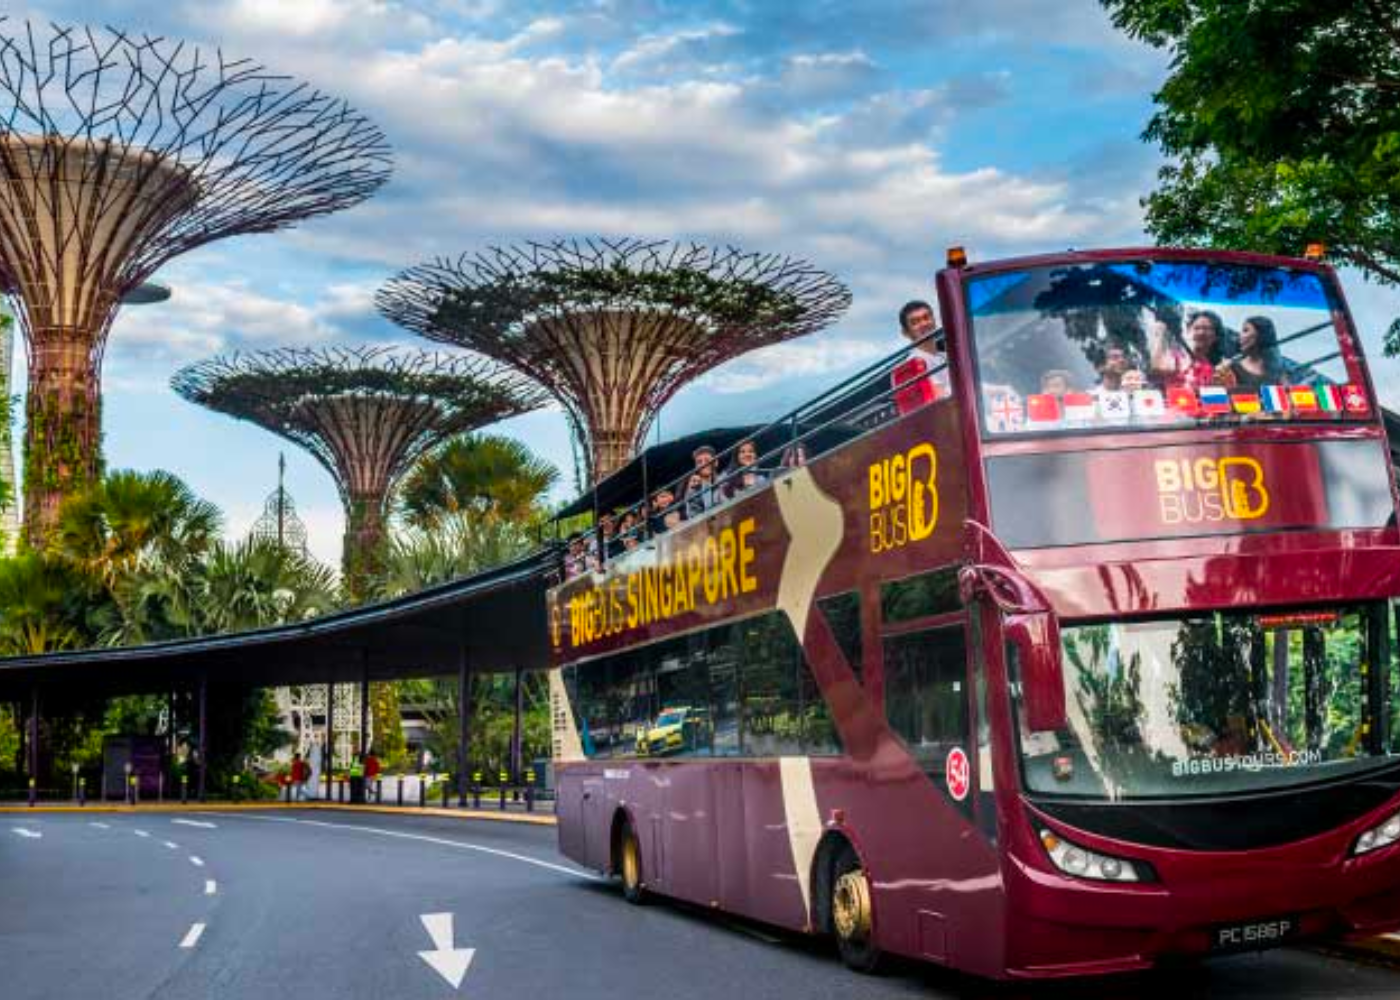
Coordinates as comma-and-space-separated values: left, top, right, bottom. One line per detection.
831, 844, 881, 973
618, 822, 646, 905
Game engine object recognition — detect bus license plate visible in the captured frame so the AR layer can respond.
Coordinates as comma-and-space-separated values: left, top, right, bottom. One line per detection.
1211, 915, 1299, 952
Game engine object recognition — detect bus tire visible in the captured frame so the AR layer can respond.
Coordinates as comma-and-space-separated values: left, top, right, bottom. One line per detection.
831, 843, 882, 974
617, 819, 646, 905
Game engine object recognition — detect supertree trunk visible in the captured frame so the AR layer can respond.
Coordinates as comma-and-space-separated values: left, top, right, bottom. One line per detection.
342, 494, 390, 603
23, 329, 107, 545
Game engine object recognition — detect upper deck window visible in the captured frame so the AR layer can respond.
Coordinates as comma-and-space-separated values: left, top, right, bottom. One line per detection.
968, 259, 1366, 437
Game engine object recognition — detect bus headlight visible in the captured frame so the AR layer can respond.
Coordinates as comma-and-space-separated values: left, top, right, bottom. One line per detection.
1353, 811, 1400, 856
1039, 829, 1151, 883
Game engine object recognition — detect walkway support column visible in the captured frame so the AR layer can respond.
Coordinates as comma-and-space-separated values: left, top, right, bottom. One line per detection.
457, 645, 471, 806
359, 653, 370, 757
28, 687, 39, 784
511, 667, 523, 781
325, 682, 335, 800
197, 676, 207, 802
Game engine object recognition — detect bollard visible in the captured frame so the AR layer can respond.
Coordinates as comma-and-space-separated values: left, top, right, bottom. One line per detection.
158, 772, 165, 804
130, 774, 139, 806
472, 770, 482, 809
28, 776, 35, 807
396, 775, 404, 807
284, 778, 292, 803
418, 774, 426, 809
180, 774, 189, 805
499, 770, 508, 811
232, 774, 242, 803
78, 777, 86, 807
339, 778, 346, 804
525, 769, 536, 813
375, 778, 382, 804
442, 777, 450, 809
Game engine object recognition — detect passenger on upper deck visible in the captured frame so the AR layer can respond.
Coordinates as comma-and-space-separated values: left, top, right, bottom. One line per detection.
1039, 369, 1074, 396
650, 487, 682, 534
894, 300, 951, 405
619, 510, 641, 552
684, 446, 719, 517
1215, 316, 1285, 389
1150, 309, 1226, 390
724, 438, 769, 499
1095, 342, 1146, 393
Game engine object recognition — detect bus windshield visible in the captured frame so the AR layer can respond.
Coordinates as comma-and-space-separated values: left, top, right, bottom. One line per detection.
1016, 606, 1400, 800
968, 259, 1363, 436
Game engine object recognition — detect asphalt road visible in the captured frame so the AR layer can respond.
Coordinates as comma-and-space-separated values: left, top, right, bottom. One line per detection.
3, 809, 1400, 1000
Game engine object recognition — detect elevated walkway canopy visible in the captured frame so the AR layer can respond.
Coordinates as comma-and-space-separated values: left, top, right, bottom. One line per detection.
0, 548, 558, 701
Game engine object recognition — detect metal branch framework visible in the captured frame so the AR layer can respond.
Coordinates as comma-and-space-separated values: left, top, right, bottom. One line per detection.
376, 238, 851, 483
0, 20, 393, 543
171, 346, 544, 600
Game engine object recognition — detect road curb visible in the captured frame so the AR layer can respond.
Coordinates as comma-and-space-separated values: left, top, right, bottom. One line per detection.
0, 801, 557, 826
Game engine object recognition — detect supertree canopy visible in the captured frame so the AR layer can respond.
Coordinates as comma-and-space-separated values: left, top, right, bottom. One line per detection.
171, 347, 544, 600
376, 238, 851, 483
0, 21, 392, 544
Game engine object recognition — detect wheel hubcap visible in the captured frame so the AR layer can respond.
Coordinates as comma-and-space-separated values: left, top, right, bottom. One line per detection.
833, 869, 872, 940
622, 836, 639, 888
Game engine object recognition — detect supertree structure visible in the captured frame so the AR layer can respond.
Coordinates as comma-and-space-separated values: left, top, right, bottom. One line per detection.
171, 346, 544, 601
377, 238, 851, 483
0, 22, 391, 543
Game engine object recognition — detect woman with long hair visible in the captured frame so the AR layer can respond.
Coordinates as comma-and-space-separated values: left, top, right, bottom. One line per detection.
1216, 315, 1284, 389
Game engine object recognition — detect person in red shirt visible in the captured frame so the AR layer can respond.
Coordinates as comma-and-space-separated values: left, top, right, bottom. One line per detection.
290, 752, 309, 802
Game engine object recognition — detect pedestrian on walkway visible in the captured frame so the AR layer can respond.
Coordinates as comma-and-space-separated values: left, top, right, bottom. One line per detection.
290, 752, 310, 802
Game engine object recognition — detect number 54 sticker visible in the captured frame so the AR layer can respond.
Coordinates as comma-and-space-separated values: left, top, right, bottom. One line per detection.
945, 747, 970, 801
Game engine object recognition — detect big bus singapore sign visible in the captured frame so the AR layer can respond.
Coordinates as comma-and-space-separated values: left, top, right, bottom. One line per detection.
551, 404, 970, 662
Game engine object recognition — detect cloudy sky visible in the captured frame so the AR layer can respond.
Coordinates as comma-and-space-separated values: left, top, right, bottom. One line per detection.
8, 0, 1400, 567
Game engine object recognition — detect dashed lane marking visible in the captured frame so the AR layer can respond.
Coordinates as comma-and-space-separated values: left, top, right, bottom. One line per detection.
162, 841, 179, 849
88, 822, 110, 830
206, 813, 598, 881
205, 880, 217, 896
134, 830, 151, 838
11, 827, 41, 839
189, 856, 205, 868
179, 923, 205, 949
171, 819, 217, 829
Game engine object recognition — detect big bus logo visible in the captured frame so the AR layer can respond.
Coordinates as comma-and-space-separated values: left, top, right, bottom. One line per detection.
1153, 456, 1270, 524
868, 442, 938, 553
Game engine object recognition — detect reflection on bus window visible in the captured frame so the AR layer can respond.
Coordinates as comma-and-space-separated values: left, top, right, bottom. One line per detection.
1014, 606, 1399, 799
968, 260, 1365, 435
563, 612, 842, 760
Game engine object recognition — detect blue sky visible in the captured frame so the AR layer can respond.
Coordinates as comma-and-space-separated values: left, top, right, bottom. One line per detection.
9, 0, 1400, 567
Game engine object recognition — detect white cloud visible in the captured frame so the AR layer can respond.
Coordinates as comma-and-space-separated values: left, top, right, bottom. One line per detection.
700, 337, 884, 394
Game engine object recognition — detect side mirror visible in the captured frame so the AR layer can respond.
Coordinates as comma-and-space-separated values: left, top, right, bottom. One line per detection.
1006, 612, 1066, 733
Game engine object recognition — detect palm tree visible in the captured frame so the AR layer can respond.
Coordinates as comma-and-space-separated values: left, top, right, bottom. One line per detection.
399, 435, 558, 531
0, 552, 86, 654
51, 470, 222, 587
190, 536, 338, 634
380, 515, 538, 596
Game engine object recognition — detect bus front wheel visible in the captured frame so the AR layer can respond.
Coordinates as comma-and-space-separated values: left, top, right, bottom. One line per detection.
618, 821, 646, 905
831, 844, 881, 973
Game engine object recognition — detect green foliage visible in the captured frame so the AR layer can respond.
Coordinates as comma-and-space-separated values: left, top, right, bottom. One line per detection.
1103, 0, 1400, 346
400, 673, 551, 776
380, 515, 538, 596
399, 434, 558, 531
0, 551, 89, 653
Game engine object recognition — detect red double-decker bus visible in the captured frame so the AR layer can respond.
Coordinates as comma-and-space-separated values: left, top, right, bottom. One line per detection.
546, 247, 1400, 979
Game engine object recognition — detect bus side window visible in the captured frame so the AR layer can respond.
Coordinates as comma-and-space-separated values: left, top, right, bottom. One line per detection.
882, 626, 971, 801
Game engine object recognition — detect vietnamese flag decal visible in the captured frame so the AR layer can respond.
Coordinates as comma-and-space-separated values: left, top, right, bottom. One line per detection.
1026, 393, 1062, 425
1343, 384, 1370, 415
1167, 386, 1199, 415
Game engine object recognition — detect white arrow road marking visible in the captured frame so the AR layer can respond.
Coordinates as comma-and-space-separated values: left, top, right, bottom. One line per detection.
12, 828, 41, 839
134, 830, 150, 838
162, 841, 179, 850
88, 822, 110, 830
171, 819, 217, 829
204, 880, 217, 896
189, 856, 205, 868
179, 923, 205, 949
418, 913, 475, 990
